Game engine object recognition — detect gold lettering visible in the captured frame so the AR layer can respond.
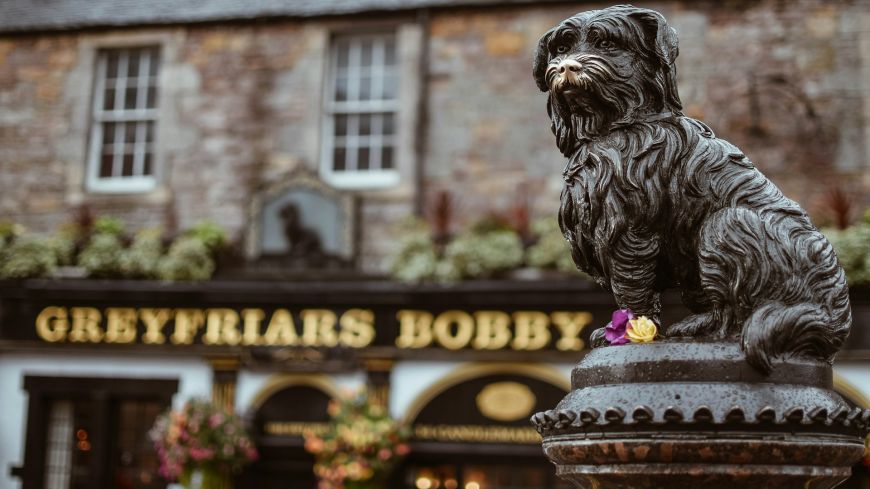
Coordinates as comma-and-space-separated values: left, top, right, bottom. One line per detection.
204, 309, 241, 345
171, 309, 204, 345
262, 309, 299, 346
241, 308, 265, 345
511, 311, 551, 350
395, 310, 434, 348
105, 308, 137, 343
551, 311, 592, 351
68, 307, 103, 343
301, 309, 338, 347
432, 310, 474, 350
472, 311, 512, 350
35, 306, 69, 342
140, 308, 173, 344
338, 309, 375, 348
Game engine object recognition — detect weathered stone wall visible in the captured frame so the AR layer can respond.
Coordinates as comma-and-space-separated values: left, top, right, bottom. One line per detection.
423, 0, 870, 231
0, 0, 868, 273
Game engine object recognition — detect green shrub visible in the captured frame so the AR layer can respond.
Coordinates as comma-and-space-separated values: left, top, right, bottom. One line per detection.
443, 228, 524, 279
184, 220, 227, 252
120, 228, 163, 279
78, 233, 124, 278
157, 237, 215, 281
826, 220, 870, 286
0, 238, 57, 279
525, 217, 580, 273
388, 220, 440, 283
92, 216, 125, 237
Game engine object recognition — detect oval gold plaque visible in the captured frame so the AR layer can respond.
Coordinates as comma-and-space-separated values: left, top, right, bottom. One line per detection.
475, 381, 537, 422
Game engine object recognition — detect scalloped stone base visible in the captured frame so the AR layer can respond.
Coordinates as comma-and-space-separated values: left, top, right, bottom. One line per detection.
533, 341, 869, 489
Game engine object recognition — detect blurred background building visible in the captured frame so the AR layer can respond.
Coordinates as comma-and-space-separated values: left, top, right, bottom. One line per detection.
0, 0, 868, 488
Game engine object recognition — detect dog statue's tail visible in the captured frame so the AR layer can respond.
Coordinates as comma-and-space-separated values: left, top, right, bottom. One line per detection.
742, 300, 850, 374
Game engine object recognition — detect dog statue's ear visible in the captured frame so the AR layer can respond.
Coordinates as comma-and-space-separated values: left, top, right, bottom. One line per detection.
533, 27, 556, 92
629, 8, 683, 114
628, 8, 678, 67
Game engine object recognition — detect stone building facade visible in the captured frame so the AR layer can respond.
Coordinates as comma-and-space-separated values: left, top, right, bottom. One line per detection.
1, 0, 868, 272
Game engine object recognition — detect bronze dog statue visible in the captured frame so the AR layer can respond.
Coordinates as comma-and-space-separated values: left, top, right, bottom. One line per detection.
533, 5, 851, 372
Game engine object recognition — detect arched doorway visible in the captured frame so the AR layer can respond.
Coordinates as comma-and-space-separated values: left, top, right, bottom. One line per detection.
395, 364, 572, 489
239, 375, 338, 489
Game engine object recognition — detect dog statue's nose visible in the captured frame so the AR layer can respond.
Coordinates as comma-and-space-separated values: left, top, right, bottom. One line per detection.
557, 59, 582, 74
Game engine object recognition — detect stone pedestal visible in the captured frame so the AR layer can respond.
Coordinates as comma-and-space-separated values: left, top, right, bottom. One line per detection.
532, 342, 869, 489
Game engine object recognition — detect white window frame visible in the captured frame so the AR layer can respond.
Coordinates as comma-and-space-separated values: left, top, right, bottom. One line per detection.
86, 47, 160, 193
321, 32, 401, 189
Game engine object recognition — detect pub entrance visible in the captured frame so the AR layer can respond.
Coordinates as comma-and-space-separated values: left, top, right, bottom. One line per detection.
395, 365, 571, 489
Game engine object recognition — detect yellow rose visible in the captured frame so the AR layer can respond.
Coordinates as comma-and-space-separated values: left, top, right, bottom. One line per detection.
626, 316, 657, 343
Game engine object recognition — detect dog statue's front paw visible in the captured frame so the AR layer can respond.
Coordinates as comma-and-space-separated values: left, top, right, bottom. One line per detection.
589, 327, 609, 348
664, 312, 717, 338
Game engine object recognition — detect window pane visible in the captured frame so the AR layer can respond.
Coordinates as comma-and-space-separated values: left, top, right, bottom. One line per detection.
146, 85, 157, 109
102, 122, 116, 144
359, 75, 371, 101
100, 152, 114, 178
360, 39, 373, 67
44, 401, 74, 489
106, 51, 119, 79
103, 88, 115, 111
127, 50, 140, 78
143, 152, 153, 176
148, 49, 160, 76
124, 87, 137, 110
113, 400, 165, 489
124, 122, 137, 144
333, 146, 346, 171
381, 145, 394, 169
358, 146, 370, 170
145, 121, 154, 143
382, 74, 397, 100
334, 76, 348, 102
122, 153, 135, 176
334, 114, 348, 137
359, 113, 371, 136
384, 38, 397, 66
336, 40, 350, 68
383, 113, 394, 135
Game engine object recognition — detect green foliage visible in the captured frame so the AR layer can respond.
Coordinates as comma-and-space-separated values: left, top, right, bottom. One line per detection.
388, 218, 525, 282
388, 220, 441, 283
443, 227, 524, 280
92, 216, 125, 237
185, 220, 227, 252
157, 237, 216, 281
120, 228, 163, 279
0, 238, 57, 279
46, 231, 77, 266
78, 233, 124, 278
0, 220, 25, 246
826, 215, 870, 285
525, 217, 581, 273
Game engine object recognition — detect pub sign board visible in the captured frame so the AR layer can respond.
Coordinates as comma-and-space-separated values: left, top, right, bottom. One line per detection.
2, 280, 867, 359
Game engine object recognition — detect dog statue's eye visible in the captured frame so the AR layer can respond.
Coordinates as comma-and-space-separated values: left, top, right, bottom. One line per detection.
595, 39, 615, 49
555, 44, 570, 54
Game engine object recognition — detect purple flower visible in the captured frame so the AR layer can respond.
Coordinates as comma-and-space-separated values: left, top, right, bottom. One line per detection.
605, 308, 633, 345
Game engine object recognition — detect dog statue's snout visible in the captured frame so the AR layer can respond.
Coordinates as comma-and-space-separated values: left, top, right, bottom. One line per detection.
557, 59, 582, 74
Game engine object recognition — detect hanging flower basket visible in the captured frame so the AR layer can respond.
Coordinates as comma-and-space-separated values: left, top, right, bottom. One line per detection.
304, 389, 410, 489
149, 398, 258, 489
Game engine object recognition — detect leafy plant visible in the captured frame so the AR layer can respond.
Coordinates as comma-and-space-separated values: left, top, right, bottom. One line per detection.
442, 226, 524, 279
184, 220, 227, 252
92, 216, 125, 237
120, 228, 163, 279
304, 389, 409, 489
388, 219, 440, 283
825, 209, 870, 285
0, 238, 57, 279
78, 233, 124, 278
525, 217, 582, 273
157, 237, 216, 281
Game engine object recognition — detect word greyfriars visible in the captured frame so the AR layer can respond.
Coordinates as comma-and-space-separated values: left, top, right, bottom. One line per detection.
34, 306, 593, 351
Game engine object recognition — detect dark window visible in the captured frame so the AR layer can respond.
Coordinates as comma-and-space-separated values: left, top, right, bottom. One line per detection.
18, 377, 177, 489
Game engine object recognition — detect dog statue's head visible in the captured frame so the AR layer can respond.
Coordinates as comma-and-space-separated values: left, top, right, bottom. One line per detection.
533, 5, 683, 156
